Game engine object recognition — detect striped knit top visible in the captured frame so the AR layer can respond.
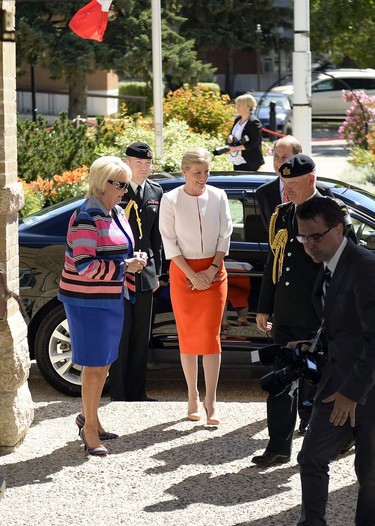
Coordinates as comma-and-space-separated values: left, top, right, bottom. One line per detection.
58, 196, 135, 308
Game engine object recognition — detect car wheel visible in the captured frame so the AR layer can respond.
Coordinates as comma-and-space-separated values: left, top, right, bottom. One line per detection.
34, 303, 82, 396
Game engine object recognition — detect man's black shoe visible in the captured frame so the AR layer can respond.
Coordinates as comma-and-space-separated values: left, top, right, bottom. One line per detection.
252, 451, 290, 466
298, 419, 309, 436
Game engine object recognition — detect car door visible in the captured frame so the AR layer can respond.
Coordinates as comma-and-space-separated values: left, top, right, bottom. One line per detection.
311, 78, 345, 117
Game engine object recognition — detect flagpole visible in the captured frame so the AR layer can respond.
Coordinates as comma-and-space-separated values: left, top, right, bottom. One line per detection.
151, 0, 163, 158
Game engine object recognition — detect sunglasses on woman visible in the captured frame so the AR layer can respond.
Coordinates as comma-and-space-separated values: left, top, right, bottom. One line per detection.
107, 180, 129, 190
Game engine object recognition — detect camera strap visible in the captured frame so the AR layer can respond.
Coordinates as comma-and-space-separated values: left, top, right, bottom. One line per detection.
308, 319, 325, 354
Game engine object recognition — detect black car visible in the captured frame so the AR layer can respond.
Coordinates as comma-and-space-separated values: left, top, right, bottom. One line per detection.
19, 172, 375, 396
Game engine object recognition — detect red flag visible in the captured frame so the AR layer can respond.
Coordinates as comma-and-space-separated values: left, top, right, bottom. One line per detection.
69, 0, 113, 42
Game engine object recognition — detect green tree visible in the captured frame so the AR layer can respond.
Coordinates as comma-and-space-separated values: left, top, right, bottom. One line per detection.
310, 0, 375, 68
16, 0, 214, 118
179, 0, 292, 96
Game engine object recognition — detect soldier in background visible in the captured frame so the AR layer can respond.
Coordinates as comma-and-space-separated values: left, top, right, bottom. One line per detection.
109, 142, 163, 402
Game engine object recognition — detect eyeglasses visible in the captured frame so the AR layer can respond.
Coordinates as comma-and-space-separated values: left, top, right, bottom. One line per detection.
107, 180, 129, 191
296, 227, 333, 244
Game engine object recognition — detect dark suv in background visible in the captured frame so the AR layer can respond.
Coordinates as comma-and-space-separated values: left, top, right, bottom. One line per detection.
19, 172, 375, 395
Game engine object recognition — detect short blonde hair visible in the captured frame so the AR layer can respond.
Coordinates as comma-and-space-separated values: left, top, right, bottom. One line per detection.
181, 147, 211, 172
86, 156, 132, 198
235, 93, 257, 111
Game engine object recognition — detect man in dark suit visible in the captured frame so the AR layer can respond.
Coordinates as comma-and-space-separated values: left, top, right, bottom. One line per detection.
109, 142, 163, 401
256, 135, 333, 229
256, 136, 302, 228
295, 197, 375, 525
253, 154, 324, 466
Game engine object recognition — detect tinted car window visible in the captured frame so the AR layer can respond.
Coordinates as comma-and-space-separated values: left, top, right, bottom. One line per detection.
338, 78, 375, 90
244, 199, 268, 243
229, 198, 245, 241
312, 79, 335, 92
350, 215, 375, 249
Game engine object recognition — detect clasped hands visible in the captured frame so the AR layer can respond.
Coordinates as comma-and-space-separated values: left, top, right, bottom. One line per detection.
188, 266, 218, 290
126, 251, 147, 274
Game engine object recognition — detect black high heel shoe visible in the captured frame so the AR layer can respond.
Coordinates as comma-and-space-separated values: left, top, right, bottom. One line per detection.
79, 429, 108, 456
75, 414, 119, 441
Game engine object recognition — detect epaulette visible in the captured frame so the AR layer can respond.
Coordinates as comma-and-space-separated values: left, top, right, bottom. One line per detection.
148, 179, 162, 188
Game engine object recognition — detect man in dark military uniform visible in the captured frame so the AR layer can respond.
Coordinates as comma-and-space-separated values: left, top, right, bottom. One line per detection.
109, 142, 163, 401
253, 154, 323, 466
256, 139, 335, 438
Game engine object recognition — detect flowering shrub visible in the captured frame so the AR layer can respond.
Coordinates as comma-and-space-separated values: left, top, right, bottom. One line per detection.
163, 86, 236, 136
20, 166, 89, 217
20, 180, 46, 217
338, 90, 375, 148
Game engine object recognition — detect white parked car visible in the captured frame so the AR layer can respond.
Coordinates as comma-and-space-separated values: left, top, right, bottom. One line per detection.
272, 69, 375, 119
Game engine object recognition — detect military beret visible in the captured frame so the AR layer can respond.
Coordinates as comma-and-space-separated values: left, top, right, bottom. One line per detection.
125, 142, 153, 159
280, 154, 316, 178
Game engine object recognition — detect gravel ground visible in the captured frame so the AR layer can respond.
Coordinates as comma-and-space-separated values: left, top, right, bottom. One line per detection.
0, 364, 358, 526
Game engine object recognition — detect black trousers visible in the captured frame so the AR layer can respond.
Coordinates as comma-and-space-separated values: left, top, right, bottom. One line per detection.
297, 386, 375, 525
109, 289, 153, 401
265, 324, 317, 456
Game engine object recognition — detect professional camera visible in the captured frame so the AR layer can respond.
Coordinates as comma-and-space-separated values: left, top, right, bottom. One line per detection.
256, 342, 324, 397
213, 134, 250, 156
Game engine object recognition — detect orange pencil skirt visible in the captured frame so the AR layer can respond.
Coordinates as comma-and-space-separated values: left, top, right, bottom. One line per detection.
169, 258, 227, 355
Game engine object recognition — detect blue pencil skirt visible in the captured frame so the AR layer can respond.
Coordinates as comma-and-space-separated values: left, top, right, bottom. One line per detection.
64, 302, 124, 367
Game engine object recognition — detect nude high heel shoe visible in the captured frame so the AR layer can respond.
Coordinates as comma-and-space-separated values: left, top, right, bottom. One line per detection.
187, 400, 201, 421
187, 411, 201, 421
203, 399, 220, 426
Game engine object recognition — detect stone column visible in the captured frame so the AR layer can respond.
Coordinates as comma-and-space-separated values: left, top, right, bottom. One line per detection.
0, 0, 34, 453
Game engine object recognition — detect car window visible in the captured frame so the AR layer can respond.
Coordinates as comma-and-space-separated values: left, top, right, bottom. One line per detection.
312, 79, 335, 92
256, 95, 290, 111
245, 202, 268, 243
20, 197, 82, 225
350, 214, 375, 249
338, 78, 375, 90
229, 198, 245, 241
228, 196, 268, 244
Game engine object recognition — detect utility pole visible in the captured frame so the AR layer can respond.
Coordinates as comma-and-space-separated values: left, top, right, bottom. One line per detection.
151, 0, 163, 158
256, 24, 262, 91
292, 0, 312, 155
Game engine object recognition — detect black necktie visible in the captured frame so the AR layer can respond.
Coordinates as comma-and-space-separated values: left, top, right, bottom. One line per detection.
323, 267, 332, 303
136, 185, 142, 203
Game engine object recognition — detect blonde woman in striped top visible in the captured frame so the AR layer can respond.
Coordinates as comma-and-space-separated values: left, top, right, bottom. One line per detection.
58, 156, 147, 456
